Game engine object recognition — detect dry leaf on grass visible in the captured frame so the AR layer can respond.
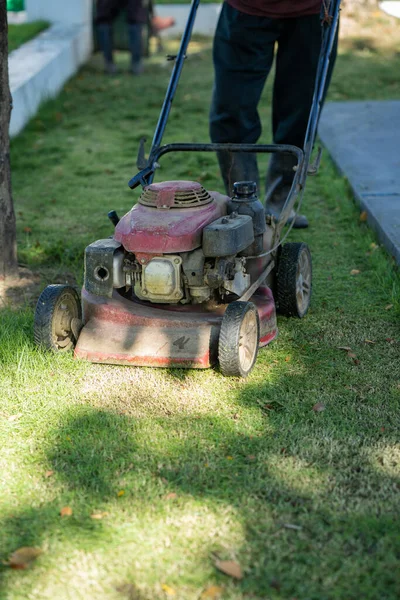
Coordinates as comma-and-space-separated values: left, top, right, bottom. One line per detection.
90, 511, 108, 520
338, 346, 352, 351
164, 492, 177, 500
8, 413, 22, 422
201, 585, 224, 599
8, 547, 42, 569
385, 304, 393, 310
45, 470, 54, 478
161, 583, 176, 596
359, 211, 368, 222
364, 339, 376, 344
347, 352, 357, 359
312, 402, 326, 412
60, 506, 73, 517
214, 559, 243, 580
117, 490, 125, 497
350, 269, 361, 275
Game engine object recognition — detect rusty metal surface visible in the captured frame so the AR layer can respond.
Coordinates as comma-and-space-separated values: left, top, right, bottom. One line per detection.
114, 188, 228, 254
74, 286, 278, 369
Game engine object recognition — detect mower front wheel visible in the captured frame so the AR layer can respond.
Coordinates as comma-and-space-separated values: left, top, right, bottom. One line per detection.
34, 285, 82, 352
218, 301, 260, 378
277, 242, 312, 318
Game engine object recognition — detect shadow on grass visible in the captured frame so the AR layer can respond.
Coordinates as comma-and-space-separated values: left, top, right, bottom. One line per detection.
1, 364, 399, 599
3, 29, 400, 597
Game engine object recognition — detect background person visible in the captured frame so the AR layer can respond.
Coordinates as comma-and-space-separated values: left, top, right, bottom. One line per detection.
95, 0, 148, 75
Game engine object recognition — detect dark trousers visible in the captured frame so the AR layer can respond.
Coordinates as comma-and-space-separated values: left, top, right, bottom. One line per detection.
95, 0, 147, 25
209, 3, 338, 193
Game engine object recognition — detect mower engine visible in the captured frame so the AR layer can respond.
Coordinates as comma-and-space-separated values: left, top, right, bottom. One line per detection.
84, 180, 270, 306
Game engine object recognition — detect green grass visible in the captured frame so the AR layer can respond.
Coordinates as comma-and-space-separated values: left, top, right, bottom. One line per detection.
1, 13, 400, 600
7, 20, 49, 53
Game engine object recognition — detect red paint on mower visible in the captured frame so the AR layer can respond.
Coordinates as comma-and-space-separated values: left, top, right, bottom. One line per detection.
74, 285, 277, 368
114, 181, 228, 254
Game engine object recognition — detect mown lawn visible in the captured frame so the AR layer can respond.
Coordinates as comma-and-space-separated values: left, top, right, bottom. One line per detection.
7, 20, 49, 53
1, 10, 400, 600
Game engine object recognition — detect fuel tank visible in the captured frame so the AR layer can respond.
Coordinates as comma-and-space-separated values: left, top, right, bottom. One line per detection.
114, 181, 228, 254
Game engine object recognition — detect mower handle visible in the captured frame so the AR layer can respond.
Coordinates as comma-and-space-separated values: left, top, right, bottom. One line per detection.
128, 142, 305, 238
129, 142, 304, 190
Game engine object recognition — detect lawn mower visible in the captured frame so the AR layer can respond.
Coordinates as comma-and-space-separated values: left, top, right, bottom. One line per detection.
34, 0, 340, 377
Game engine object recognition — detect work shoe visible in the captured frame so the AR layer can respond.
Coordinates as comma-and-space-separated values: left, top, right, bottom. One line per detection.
266, 201, 309, 229
131, 60, 144, 75
265, 183, 309, 229
287, 210, 309, 229
265, 154, 309, 229
104, 60, 118, 75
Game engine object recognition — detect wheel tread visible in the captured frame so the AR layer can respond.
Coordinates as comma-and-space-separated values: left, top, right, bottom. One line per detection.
218, 301, 260, 377
276, 242, 312, 318
34, 285, 81, 351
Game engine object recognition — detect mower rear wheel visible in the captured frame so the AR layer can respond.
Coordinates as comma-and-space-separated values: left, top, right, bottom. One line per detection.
34, 285, 82, 352
277, 242, 312, 318
218, 301, 260, 378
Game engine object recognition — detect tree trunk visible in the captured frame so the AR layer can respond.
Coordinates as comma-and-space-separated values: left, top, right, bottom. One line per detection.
0, 0, 18, 282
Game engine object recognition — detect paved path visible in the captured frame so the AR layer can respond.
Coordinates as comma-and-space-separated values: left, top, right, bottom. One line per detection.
319, 100, 400, 264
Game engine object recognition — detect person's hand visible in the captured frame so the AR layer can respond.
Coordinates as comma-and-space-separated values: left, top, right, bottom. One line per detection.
152, 16, 175, 33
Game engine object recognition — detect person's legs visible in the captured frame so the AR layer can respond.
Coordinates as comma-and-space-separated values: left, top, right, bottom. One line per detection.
95, 0, 124, 73
210, 4, 279, 195
266, 13, 338, 227
126, 0, 147, 74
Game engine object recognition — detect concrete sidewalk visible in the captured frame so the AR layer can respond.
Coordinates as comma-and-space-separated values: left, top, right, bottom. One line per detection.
319, 100, 400, 264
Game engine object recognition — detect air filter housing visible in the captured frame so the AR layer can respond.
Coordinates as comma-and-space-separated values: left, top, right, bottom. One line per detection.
139, 180, 212, 209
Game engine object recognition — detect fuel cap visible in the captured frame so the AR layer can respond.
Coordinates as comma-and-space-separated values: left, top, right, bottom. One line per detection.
233, 181, 257, 198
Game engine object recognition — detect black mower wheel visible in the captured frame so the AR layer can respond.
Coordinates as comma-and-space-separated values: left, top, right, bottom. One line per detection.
277, 242, 312, 318
218, 301, 260, 378
34, 285, 82, 352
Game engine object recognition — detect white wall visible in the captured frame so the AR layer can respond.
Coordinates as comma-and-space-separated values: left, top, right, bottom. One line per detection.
156, 3, 221, 37
9, 0, 94, 137
380, 1, 400, 17
25, 0, 93, 25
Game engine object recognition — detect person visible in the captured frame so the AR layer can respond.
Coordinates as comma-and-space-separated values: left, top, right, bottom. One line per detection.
209, 0, 338, 228
95, 0, 175, 76
95, 0, 147, 75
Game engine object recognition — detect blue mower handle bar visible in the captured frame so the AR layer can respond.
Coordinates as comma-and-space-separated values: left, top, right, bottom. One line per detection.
128, 0, 341, 195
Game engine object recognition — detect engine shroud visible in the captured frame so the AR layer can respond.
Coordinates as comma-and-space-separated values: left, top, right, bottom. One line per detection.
114, 181, 228, 254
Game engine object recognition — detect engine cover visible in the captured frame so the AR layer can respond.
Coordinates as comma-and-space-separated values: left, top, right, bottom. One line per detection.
134, 255, 183, 303
114, 181, 228, 254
